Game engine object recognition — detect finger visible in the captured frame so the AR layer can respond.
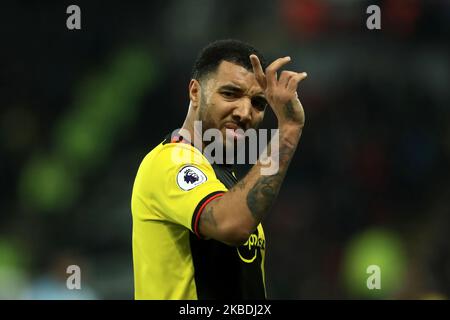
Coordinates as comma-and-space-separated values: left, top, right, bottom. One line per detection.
250, 54, 266, 89
286, 72, 307, 92
266, 56, 291, 87
287, 72, 307, 92
279, 70, 298, 88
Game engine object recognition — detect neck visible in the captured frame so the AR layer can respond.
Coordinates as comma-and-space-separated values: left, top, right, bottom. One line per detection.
179, 104, 204, 150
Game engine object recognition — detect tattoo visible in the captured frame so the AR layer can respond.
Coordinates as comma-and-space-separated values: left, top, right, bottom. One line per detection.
246, 175, 281, 221
200, 205, 217, 229
246, 144, 295, 221
284, 100, 296, 120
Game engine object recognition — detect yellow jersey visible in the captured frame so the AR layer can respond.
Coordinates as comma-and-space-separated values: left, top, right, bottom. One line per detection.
131, 134, 266, 299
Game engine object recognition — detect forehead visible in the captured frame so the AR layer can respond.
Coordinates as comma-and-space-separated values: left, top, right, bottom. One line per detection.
208, 60, 263, 94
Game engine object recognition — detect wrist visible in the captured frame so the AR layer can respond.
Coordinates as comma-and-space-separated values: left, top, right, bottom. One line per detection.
278, 122, 303, 134
278, 124, 303, 148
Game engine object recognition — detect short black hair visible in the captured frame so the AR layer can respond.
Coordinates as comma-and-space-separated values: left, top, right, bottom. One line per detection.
191, 39, 267, 82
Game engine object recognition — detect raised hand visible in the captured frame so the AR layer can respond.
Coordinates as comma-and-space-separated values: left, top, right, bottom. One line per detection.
250, 54, 307, 128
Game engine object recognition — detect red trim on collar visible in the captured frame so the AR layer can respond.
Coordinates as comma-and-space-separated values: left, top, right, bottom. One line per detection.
171, 134, 187, 144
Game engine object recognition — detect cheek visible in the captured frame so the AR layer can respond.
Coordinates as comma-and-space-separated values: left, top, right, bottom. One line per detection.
200, 101, 222, 129
208, 99, 230, 121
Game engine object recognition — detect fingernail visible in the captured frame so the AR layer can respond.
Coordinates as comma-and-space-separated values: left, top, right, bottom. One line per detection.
286, 56, 291, 60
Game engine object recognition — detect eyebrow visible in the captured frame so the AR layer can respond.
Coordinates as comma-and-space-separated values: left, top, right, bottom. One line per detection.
218, 84, 265, 97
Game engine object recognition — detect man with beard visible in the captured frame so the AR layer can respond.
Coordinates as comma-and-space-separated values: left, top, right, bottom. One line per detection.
131, 39, 307, 299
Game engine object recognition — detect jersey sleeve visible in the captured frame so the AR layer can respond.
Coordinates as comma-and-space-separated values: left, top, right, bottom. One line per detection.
142, 142, 228, 237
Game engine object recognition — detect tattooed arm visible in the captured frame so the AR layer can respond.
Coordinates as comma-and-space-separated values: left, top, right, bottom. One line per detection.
199, 55, 307, 246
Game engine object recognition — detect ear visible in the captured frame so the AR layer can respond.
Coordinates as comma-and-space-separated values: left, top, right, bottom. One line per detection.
189, 79, 201, 109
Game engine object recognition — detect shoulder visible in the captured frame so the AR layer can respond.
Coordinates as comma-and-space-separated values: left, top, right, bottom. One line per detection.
135, 140, 216, 192
142, 140, 209, 171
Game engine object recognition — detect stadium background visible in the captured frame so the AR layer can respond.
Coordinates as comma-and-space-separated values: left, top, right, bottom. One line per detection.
0, 0, 449, 299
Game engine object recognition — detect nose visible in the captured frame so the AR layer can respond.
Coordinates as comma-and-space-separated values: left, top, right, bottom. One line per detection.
231, 97, 252, 127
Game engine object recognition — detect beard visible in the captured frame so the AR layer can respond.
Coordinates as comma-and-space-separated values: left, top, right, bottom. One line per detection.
197, 101, 244, 165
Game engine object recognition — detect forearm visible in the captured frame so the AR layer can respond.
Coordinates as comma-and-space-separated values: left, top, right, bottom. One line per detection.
200, 125, 302, 245
199, 54, 308, 245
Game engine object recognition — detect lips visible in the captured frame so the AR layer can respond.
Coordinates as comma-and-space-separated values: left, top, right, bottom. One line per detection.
224, 122, 244, 131
224, 122, 245, 139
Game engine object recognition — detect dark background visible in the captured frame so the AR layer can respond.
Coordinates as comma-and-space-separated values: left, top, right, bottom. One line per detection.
0, 0, 449, 299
